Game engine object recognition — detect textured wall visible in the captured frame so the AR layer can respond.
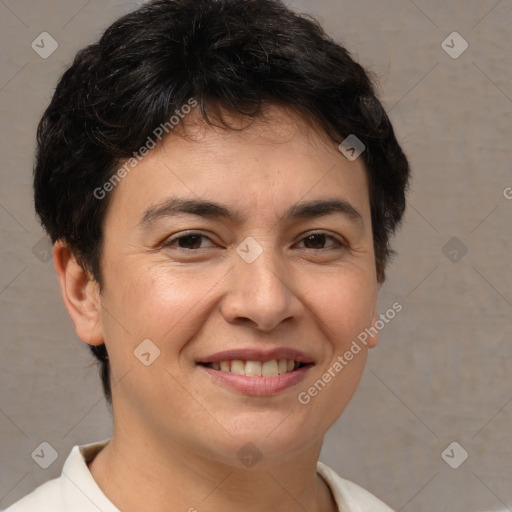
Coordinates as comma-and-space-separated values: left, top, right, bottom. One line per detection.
1, 1, 511, 511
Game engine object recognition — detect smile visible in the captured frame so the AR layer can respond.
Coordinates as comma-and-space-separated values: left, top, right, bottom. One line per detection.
198, 359, 310, 377
197, 360, 314, 396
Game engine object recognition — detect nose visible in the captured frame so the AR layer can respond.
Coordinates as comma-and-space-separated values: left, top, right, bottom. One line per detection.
219, 241, 304, 332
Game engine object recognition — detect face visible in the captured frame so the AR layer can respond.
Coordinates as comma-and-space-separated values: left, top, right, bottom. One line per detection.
80, 105, 380, 465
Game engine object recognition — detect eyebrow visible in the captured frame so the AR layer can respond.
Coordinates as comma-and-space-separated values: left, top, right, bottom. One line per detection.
138, 196, 364, 229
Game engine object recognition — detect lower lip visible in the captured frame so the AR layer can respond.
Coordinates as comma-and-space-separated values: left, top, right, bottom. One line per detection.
197, 364, 313, 396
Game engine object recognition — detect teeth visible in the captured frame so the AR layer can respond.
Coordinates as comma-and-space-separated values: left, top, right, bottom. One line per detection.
230, 360, 245, 375
262, 360, 279, 377
207, 358, 302, 377
245, 360, 262, 376
277, 359, 288, 374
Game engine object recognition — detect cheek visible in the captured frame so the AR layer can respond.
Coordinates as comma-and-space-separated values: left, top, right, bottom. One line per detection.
302, 271, 375, 420
103, 261, 223, 346
297, 273, 374, 424
305, 267, 377, 347
298, 349, 368, 435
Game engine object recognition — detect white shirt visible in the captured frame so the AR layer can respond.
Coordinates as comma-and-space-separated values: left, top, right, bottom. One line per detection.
4, 439, 395, 512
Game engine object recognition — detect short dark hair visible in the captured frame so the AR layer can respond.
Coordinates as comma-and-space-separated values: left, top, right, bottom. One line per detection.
34, 0, 410, 404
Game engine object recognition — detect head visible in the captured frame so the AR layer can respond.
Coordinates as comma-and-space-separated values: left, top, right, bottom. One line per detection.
35, 0, 409, 456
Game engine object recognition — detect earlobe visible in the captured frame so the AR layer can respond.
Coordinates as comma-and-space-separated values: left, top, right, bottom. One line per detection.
53, 240, 104, 346
368, 308, 380, 348
368, 281, 383, 349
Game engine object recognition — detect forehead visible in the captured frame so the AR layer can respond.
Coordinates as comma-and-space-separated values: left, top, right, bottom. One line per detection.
103, 103, 371, 229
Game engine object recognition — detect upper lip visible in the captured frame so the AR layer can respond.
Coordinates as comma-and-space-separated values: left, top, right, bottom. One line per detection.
196, 348, 315, 365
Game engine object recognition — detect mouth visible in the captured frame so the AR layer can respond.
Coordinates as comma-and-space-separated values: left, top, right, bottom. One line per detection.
197, 359, 312, 377
195, 349, 315, 395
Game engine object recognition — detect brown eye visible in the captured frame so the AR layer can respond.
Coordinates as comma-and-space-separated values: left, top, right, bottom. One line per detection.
298, 232, 344, 250
175, 235, 203, 249
163, 233, 215, 250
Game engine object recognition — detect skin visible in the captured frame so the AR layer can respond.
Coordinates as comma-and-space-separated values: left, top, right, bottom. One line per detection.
54, 104, 381, 512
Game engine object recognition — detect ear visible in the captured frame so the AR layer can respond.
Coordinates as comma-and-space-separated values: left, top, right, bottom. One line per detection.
53, 240, 104, 346
368, 308, 380, 348
368, 281, 383, 349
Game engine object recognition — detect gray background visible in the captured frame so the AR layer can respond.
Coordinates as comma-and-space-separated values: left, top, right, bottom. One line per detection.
1, 1, 511, 511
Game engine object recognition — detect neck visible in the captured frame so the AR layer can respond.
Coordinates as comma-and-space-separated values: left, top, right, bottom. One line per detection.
88, 429, 337, 512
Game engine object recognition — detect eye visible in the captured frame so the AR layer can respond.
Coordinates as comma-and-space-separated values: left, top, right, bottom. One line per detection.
162, 231, 347, 252
162, 232, 216, 250
296, 232, 346, 250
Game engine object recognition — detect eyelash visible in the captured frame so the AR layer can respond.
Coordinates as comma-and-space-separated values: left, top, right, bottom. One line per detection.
162, 231, 347, 251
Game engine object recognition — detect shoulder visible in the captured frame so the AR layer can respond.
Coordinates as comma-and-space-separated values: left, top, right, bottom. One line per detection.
2, 477, 63, 512
317, 460, 395, 512
3, 439, 114, 512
